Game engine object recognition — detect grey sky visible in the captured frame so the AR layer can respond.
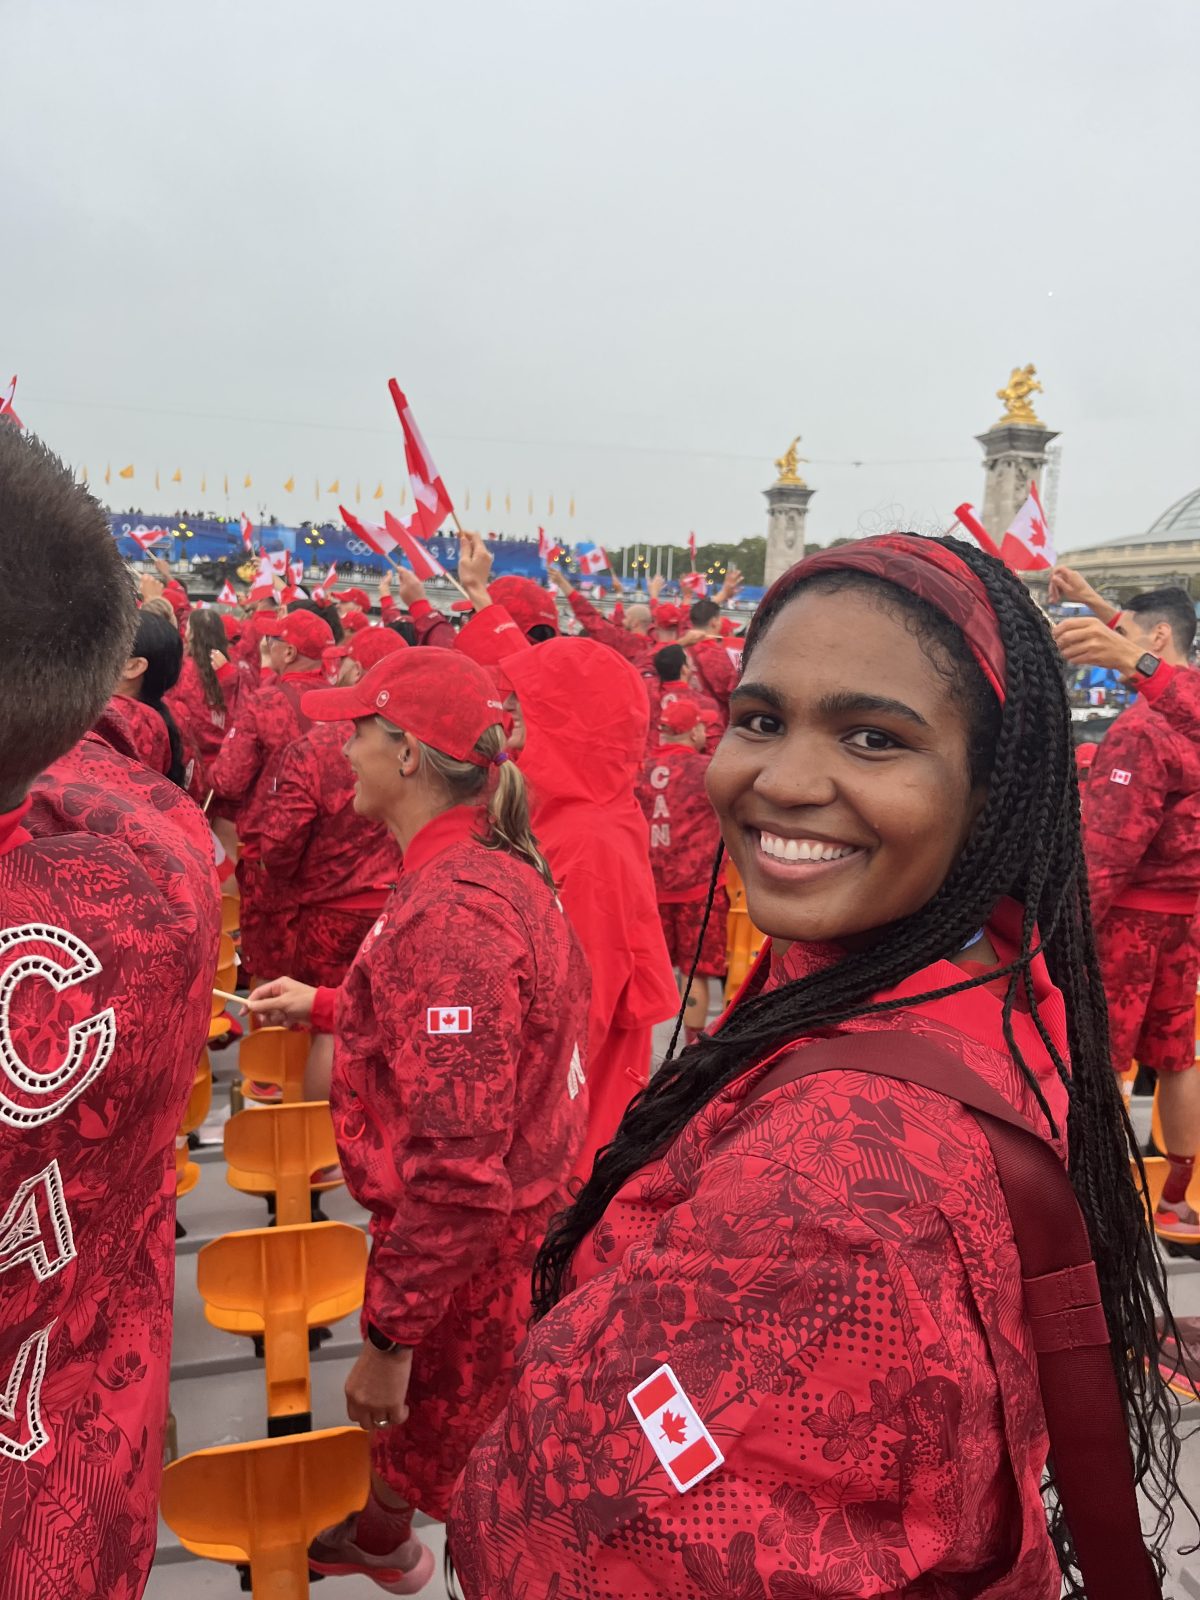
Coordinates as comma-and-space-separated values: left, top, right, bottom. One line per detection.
4, 0, 1198, 553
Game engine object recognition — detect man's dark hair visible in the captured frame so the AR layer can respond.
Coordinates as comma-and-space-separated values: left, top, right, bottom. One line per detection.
1126, 587, 1196, 654
689, 598, 720, 628
0, 428, 136, 804
653, 643, 687, 683
288, 595, 344, 642
387, 617, 418, 646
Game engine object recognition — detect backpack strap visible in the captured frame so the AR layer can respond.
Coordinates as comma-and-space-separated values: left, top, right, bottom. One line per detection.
742, 1031, 1160, 1600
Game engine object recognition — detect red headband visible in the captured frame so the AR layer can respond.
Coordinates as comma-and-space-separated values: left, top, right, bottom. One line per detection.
762, 534, 1007, 704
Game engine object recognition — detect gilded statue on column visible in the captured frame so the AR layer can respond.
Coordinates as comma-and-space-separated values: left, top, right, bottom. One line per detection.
995, 364, 1045, 426
774, 436, 807, 485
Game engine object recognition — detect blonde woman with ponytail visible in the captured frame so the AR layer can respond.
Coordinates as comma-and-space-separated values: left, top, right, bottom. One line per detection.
248, 649, 589, 1594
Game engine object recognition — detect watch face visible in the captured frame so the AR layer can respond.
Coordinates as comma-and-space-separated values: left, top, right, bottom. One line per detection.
1136, 652, 1160, 679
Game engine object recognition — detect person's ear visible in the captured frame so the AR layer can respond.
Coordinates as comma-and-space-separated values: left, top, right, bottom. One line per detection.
123, 654, 149, 682
1150, 621, 1173, 656
396, 739, 421, 777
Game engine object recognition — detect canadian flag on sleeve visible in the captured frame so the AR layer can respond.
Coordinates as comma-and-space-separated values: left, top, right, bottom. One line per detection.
1000, 480, 1054, 571
628, 1364, 724, 1492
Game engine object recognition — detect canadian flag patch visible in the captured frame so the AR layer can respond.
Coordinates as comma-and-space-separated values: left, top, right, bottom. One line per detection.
1110, 769, 1132, 786
427, 1006, 472, 1035
628, 1364, 723, 1493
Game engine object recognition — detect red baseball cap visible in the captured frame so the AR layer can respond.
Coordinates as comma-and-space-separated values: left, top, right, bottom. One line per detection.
653, 601, 685, 631
660, 696, 704, 734
488, 576, 559, 637
341, 607, 370, 634
337, 586, 370, 610
324, 628, 408, 667
302, 649, 507, 766
220, 614, 242, 642
256, 610, 335, 657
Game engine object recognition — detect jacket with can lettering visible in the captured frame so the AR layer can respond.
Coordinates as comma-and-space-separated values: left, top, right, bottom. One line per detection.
450, 898, 1069, 1600
314, 806, 587, 1516
687, 635, 742, 720
1080, 685, 1200, 924
637, 743, 722, 903
0, 732, 219, 1600
257, 720, 401, 909
208, 668, 325, 856
646, 678, 722, 755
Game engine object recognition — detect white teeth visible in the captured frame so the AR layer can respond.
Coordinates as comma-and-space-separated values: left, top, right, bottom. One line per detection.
759, 831, 856, 863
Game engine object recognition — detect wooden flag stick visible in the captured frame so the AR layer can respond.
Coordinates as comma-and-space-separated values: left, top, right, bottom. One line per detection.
212, 987, 248, 1011
202, 789, 214, 813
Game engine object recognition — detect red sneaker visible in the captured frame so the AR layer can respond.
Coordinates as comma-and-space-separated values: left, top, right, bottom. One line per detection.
245, 1080, 282, 1103
308, 1514, 434, 1594
1154, 1199, 1200, 1241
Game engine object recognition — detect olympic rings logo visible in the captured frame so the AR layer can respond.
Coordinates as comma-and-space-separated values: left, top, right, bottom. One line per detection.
345, 538, 374, 557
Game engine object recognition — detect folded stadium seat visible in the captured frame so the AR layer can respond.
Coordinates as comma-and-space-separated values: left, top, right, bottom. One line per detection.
175, 1054, 214, 1200
197, 1221, 367, 1434
723, 858, 767, 1005
1131, 1155, 1168, 1219
220, 893, 242, 938
238, 1026, 310, 1107
161, 1427, 370, 1597
224, 1101, 343, 1226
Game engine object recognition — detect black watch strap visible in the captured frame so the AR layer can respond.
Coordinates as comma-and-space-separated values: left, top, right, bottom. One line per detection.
366, 1322, 404, 1355
1134, 652, 1161, 680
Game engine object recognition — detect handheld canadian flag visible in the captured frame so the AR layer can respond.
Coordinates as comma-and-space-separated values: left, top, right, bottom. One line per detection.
679, 570, 707, 599
952, 503, 1004, 563
240, 513, 254, 551
538, 526, 563, 566
0, 374, 23, 430
628, 1364, 723, 1493
576, 542, 609, 576
385, 511, 449, 581
388, 380, 455, 539
688, 530, 697, 567
210, 827, 237, 887
216, 579, 238, 605
1000, 481, 1054, 571
248, 555, 276, 602
128, 523, 172, 552
340, 504, 399, 561
289, 560, 305, 587
312, 560, 339, 602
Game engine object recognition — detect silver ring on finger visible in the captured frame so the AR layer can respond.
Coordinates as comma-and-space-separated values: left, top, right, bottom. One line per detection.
373, 1417, 390, 1429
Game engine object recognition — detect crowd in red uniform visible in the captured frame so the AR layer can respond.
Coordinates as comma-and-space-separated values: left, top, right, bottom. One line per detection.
1, 420, 1198, 1600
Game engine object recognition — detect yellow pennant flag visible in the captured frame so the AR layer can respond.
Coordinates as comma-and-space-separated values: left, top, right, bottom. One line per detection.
200, 473, 207, 493
105, 465, 112, 485
548, 493, 554, 516
223, 473, 229, 495
119, 464, 135, 480
400, 486, 407, 507
527, 491, 533, 515
326, 478, 339, 494
81, 465, 88, 482
284, 476, 295, 493
465, 489, 471, 511
244, 473, 252, 489
171, 468, 182, 483
315, 477, 321, 500
155, 469, 161, 490
505, 492, 511, 514
355, 481, 362, 503
485, 490, 492, 512
569, 494, 575, 518
373, 481, 383, 500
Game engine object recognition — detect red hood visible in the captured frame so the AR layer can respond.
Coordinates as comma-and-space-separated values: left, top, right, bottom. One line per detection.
501, 637, 650, 813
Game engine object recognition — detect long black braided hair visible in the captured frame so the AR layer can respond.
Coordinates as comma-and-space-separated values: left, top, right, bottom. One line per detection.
533, 537, 1187, 1591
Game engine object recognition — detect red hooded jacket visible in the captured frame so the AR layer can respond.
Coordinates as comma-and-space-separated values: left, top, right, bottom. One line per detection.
257, 720, 401, 911
450, 900, 1069, 1600
458, 608, 679, 1173
1080, 687, 1200, 923
318, 805, 588, 1519
1, 732, 218, 1599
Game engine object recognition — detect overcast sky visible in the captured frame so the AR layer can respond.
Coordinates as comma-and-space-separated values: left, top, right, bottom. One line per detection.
4, 0, 1198, 553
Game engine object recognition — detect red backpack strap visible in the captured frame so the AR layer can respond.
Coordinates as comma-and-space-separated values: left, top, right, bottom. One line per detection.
742, 1031, 1161, 1600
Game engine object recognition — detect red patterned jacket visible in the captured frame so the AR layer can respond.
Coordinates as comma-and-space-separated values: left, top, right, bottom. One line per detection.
0, 733, 218, 1600
687, 635, 742, 721
566, 591, 657, 670
95, 695, 171, 777
1140, 661, 1200, 746
209, 668, 325, 857
636, 743, 722, 902
450, 899, 1069, 1600
165, 656, 229, 781
379, 594, 457, 648
257, 721, 401, 909
646, 677, 721, 754
1081, 686, 1200, 923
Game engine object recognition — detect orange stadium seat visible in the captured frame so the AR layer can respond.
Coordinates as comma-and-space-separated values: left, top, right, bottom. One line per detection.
175, 1051, 214, 1198
161, 1427, 370, 1598
224, 1101, 343, 1227
238, 1026, 310, 1106
724, 858, 767, 1004
220, 894, 242, 937
197, 1221, 367, 1432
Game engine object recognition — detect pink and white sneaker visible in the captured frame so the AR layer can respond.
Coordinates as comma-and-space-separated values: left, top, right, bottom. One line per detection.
1154, 1198, 1200, 1242
308, 1513, 435, 1594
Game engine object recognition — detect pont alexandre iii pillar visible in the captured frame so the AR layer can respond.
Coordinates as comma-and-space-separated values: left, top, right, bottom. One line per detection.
763, 435, 815, 587
977, 364, 1058, 538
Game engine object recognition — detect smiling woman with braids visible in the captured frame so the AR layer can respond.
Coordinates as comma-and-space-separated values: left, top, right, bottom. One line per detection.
449, 535, 1185, 1600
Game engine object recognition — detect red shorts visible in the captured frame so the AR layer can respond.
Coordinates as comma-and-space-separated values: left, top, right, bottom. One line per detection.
658, 887, 729, 979
291, 905, 379, 990
1096, 906, 1199, 1075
